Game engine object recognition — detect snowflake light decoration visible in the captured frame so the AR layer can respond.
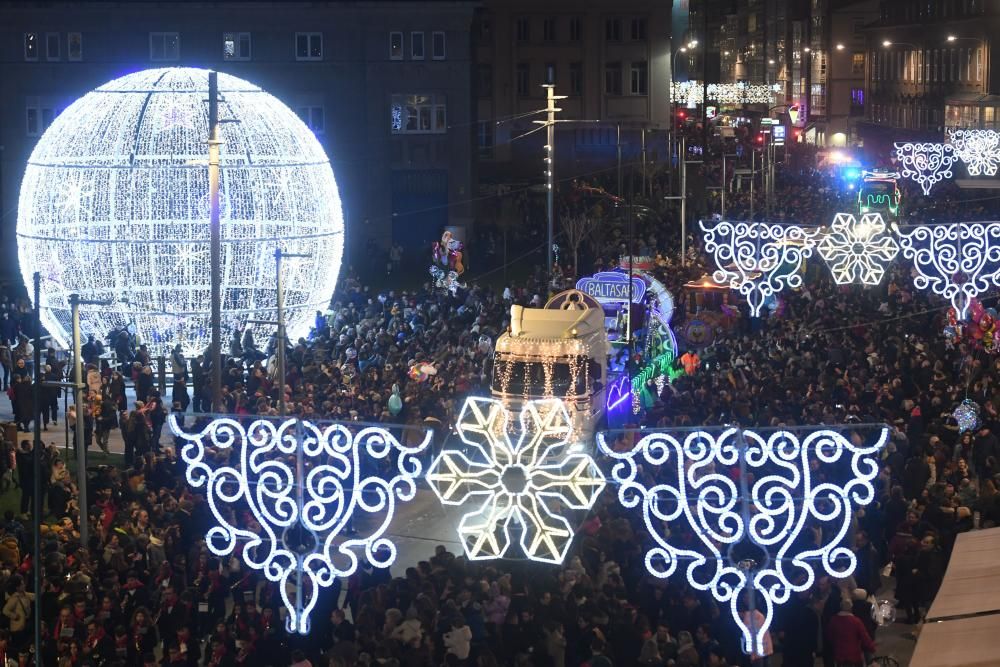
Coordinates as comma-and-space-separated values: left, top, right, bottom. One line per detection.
817, 213, 899, 285
953, 399, 980, 433
896, 222, 1000, 320
894, 142, 957, 195
169, 414, 430, 634
598, 424, 887, 656
17, 67, 344, 356
426, 397, 606, 564
949, 129, 1000, 177
700, 220, 818, 317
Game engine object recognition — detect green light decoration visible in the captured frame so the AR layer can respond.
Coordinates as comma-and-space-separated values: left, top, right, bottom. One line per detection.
631, 350, 684, 397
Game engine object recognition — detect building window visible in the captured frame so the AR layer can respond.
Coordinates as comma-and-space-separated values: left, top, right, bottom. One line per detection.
478, 17, 493, 42
390, 93, 447, 134
516, 17, 530, 42
295, 32, 322, 61
411, 32, 425, 59
150, 32, 180, 61
543, 18, 556, 41
851, 52, 864, 75
477, 122, 494, 159
569, 62, 583, 95
26, 100, 55, 137
950, 48, 957, 82
605, 62, 622, 94
516, 63, 530, 96
296, 106, 325, 134
630, 61, 648, 95
850, 87, 864, 115
477, 64, 493, 97
977, 46, 983, 82
24, 32, 38, 61
544, 62, 556, 85
390, 32, 403, 60
565, 18, 580, 43
605, 18, 622, 42
630, 18, 646, 41
45, 32, 60, 60
432, 31, 445, 59
223, 32, 251, 61
67, 32, 82, 61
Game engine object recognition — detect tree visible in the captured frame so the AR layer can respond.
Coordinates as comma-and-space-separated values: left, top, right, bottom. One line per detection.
560, 214, 599, 278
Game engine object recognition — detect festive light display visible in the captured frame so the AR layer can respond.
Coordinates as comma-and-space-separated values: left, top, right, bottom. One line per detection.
429, 230, 466, 295
169, 414, 429, 633
893, 142, 957, 195
700, 220, 818, 317
671, 81, 775, 106
949, 129, 1000, 177
426, 397, 606, 564
598, 425, 887, 655
895, 222, 1000, 320
17, 68, 344, 355
575, 272, 646, 304
817, 213, 899, 285
954, 399, 980, 433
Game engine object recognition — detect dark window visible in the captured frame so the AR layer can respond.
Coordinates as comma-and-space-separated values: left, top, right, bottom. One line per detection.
432, 32, 445, 59
477, 65, 493, 97
543, 18, 556, 41
516, 17, 530, 42
570, 62, 583, 95
478, 122, 494, 159
605, 18, 622, 41
630, 61, 648, 95
517, 63, 530, 96
569, 17, 582, 41
630, 18, 646, 41
24, 32, 38, 60
390, 32, 403, 59
605, 62, 622, 94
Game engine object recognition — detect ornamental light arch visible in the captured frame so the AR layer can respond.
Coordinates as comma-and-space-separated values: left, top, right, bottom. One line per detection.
17, 67, 344, 355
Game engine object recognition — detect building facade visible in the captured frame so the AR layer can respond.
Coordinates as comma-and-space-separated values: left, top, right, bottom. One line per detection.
0, 0, 476, 277
473, 0, 671, 185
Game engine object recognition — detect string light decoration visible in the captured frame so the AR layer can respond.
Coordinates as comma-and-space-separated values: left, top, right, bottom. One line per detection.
598, 424, 887, 656
17, 67, 344, 355
953, 399, 980, 433
893, 142, 957, 195
671, 81, 775, 106
895, 222, 1000, 320
169, 414, 430, 634
426, 397, 606, 564
700, 220, 818, 317
949, 129, 1000, 177
817, 213, 899, 285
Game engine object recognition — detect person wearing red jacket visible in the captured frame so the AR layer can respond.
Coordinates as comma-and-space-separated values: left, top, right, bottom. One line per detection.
825, 599, 876, 667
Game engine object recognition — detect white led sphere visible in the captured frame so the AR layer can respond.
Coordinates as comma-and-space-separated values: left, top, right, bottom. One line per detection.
17, 67, 344, 356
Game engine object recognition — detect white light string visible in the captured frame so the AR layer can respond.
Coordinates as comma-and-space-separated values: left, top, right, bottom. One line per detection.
818, 213, 899, 286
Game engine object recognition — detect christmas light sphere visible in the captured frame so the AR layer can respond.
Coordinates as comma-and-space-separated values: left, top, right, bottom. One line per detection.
17, 67, 344, 356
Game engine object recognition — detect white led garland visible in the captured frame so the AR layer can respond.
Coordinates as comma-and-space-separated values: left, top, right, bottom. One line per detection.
700, 220, 818, 317
169, 414, 430, 634
894, 142, 957, 195
949, 129, 1000, 177
18, 67, 345, 356
671, 82, 775, 106
818, 213, 899, 286
426, 397, 605, 564
598, 425, 887, 656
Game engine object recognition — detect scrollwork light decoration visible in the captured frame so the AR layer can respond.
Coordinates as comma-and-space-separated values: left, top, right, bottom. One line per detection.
949, 129, 1000, 177
818, 213, 899, 285
895, 222, 1000, 320
169, 414, 431, 634
894, 142, 957, 195
598, 424, 888, 656
426, 397, 606, 564
700, 220, 819, 317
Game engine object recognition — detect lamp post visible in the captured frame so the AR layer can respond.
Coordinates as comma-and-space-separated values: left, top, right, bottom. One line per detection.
208, 70, 223, 414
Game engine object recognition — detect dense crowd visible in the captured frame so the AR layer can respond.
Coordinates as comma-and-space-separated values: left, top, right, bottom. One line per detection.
2, 158, 1000, 667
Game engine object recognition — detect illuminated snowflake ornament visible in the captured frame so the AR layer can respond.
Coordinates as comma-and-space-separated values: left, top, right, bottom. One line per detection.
950, 129, 1000, 177
894, 142, 957, 195
700, 220, 818, 317
169, 415, 430, 634
599, 425, 887, 656
818, 213, 899, 285
427, 397, 606, 564
896, 222, 1000, 320
953, 399, 980, 433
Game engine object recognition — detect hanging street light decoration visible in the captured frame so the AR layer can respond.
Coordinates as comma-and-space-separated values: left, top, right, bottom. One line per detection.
671, 81, 775, 106
895, 221, 1000, 320
700, 220, 818, 317
426, 397, 606, 564
949, 129, 1000, 177
817, 213, 899, 285
169, 414, 430, 634
893, 142, 957, 195
598, 424, 887, 657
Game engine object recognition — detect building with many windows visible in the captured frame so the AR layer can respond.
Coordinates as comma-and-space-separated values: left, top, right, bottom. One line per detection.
0, 0, 475, 276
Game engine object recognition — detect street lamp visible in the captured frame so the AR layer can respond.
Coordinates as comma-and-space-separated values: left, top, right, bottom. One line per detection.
836, 43, 845, 51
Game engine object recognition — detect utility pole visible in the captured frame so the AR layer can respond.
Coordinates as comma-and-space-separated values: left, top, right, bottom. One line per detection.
274, 250, 311, 417
750, 151, 756, 221
640, 128, 647, 198
680, 137, 687, 265
539, 85, 565, 289
31, 272, 42, 662
208, 70, 223, 413
616, 124, 623, 198
701, 8, 709, 153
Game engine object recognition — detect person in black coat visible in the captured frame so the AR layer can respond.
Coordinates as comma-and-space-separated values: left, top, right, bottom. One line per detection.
15, 440, 34, 515
96, 397, 119, 454
780, 590, 819, 667
12, 376, 33, 432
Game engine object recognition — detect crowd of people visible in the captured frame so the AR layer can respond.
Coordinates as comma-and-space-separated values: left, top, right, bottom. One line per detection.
1, 155, 1000, 667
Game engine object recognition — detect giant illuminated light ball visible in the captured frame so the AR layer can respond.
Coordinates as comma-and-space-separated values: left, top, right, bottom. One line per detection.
17, 67, 344, 356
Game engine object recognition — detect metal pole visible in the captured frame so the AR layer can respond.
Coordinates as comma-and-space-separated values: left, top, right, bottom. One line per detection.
32, 272, 42, 661
70, 294, 88, 548
617, 124, 623, 196
276, 249, 286, 417
208, 70, 223, 413
641, 128, 647, 198
750, 151, 756, 221
721, 153, 727, 218
545, 85, 556, 288
680, 137, 687, 266
701, 9, 708, 152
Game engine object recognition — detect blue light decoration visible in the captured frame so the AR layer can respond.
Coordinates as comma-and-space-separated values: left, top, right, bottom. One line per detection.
894, 142, 957, 195
17, 68, 344, 356
598, 424, 887, 656
953, 399, 980, 433
169, 414, 430, 634
606, 376, 632, 414
700, 220, 818, 317
817, 213, 899, 286
895, 221, 1000, 320
576, 271, 647, 304
426, 397, 606, 564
